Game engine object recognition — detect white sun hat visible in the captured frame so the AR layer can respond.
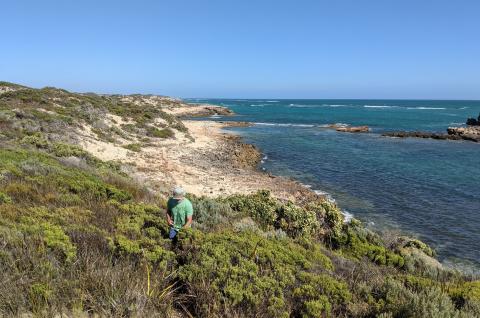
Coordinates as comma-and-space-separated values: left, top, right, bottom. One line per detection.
172, 186, 186, 199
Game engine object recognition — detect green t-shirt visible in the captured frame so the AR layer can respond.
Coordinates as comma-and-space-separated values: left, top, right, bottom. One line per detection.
167, 198, 193, 230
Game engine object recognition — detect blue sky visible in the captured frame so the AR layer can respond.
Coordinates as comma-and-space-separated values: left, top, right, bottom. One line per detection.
1, 0, 479, 99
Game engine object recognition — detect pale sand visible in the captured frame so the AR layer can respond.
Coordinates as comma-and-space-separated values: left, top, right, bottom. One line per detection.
80, 116, 318, 202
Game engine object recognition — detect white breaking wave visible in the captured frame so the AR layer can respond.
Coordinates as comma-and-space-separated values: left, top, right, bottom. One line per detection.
266, 100, 279, 103
406, 107, 446, 110
459, 107, 469, 110
254, 122, 276, 126
449, 122, 464, 126
288, 103, 349, 108
364, 105, 398, 108
210, 114, 221, 118
313, 190, 336, 202
253, 122, 315, 128
318, 123, 348, 128
288, 104, 315, 107
250, 104, 267, 107
342, 210, 354, 223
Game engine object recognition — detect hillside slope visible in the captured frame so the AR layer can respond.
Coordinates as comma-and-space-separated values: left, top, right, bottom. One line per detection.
0, 82, 479, 317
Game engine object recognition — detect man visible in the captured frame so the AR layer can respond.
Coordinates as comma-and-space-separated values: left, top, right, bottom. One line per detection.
166, 186, 193, 240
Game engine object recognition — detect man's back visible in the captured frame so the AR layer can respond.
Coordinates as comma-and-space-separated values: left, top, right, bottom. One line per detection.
167, 197, 193, 230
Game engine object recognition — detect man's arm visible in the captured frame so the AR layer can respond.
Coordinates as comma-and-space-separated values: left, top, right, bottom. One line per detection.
183, 215, 193, 229
182, 200, 193, 229
166, 212, 173, 226
166, 199, 174, 226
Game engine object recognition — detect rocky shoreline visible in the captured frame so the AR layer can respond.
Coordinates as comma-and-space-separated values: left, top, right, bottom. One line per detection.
383, 126, 480, 142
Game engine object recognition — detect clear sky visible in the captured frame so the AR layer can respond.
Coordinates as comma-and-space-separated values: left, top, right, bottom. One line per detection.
1, 0, 479, 99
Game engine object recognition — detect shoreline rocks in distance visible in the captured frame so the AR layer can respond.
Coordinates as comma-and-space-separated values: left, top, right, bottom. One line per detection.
447, 126, 480, 142
181, 104, 234, 117
382, 129, 479, 142
335, 125, 370, 133
466, 113, 480, 126
324, 124, 370, 133
382, 113, 480, 143
382, 131, 463, 141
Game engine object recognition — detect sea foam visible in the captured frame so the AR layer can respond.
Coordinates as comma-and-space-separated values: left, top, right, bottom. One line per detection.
406, 107, 446, 110
364, 105, 398, 108
254, 122, 315, 128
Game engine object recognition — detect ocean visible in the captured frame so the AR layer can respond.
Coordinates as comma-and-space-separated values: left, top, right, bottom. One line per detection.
187, 98, 480, 272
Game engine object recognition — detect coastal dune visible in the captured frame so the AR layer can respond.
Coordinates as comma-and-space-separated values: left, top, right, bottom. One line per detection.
1, 82, 479, 318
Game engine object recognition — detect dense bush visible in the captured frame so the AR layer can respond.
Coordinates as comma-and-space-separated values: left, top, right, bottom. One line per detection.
276, 201, 318, 237
225, 190, 279, 229
178, 230, 340, 317
189, 195, 237, 231
146, 126, 175, 138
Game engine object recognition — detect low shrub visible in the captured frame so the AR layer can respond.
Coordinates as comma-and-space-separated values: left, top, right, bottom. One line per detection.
276, 201, 319, 238
0, 192, 12, 204
178, 230, 339, 317
224, 190, 279, 230
330, 222, 405, 268
146, 126, 174, 138
51, 142, 87, 157
122, 143, 142, 152
21, 134, 49, 148
190, 195, 236, 231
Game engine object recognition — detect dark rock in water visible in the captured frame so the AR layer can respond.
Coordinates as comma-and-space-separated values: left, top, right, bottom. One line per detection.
466, 113, 480, 126
382, 131, 465, 141
466, 118, 478, 126
383, 127, 480, 142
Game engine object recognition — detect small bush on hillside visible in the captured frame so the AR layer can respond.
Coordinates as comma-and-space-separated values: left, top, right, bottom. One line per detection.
0, 192, 12, 204
330, 222, 405, 268
146, 126, 175, 138
276, 201, 319, 237
190, 195, 236, 231
51, 142, 87, 157
21, 134, 49, 148
122, 143, 142, 152
224, 190, 279, 230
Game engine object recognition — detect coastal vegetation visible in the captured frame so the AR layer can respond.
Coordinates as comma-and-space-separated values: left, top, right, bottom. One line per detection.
0, 82, 479, 317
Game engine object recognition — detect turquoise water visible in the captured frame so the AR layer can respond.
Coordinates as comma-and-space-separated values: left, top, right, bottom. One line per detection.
188, 99, 480, 271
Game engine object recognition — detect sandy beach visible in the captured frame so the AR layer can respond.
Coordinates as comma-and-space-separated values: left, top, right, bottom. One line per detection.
78, 102, 319, 203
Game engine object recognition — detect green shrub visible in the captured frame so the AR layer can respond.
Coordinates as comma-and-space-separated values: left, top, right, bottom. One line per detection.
0, 192, 12, 204
224, 190, 279, 230
449, 280, 480, 304
19, 221, 77, 262
146, 126, 174, 138
409, 287, 459, 318
330, 222, 405, 268
306, 201, 345, 238
276, 201, 319, 237
294, 271, 351, 317
51, 142, 87, 157
122, 143, 142, 152
401, 237, 436, 257
190, 195, 236, 231
178, 230, 336, 317
21, 134, 49, 148
29, 283, 53, 312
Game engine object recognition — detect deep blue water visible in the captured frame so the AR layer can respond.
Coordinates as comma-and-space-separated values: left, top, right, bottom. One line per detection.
188, 99, 480, 272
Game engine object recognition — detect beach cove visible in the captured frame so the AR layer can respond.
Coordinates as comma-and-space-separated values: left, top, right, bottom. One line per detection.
190, 98, 480, 272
